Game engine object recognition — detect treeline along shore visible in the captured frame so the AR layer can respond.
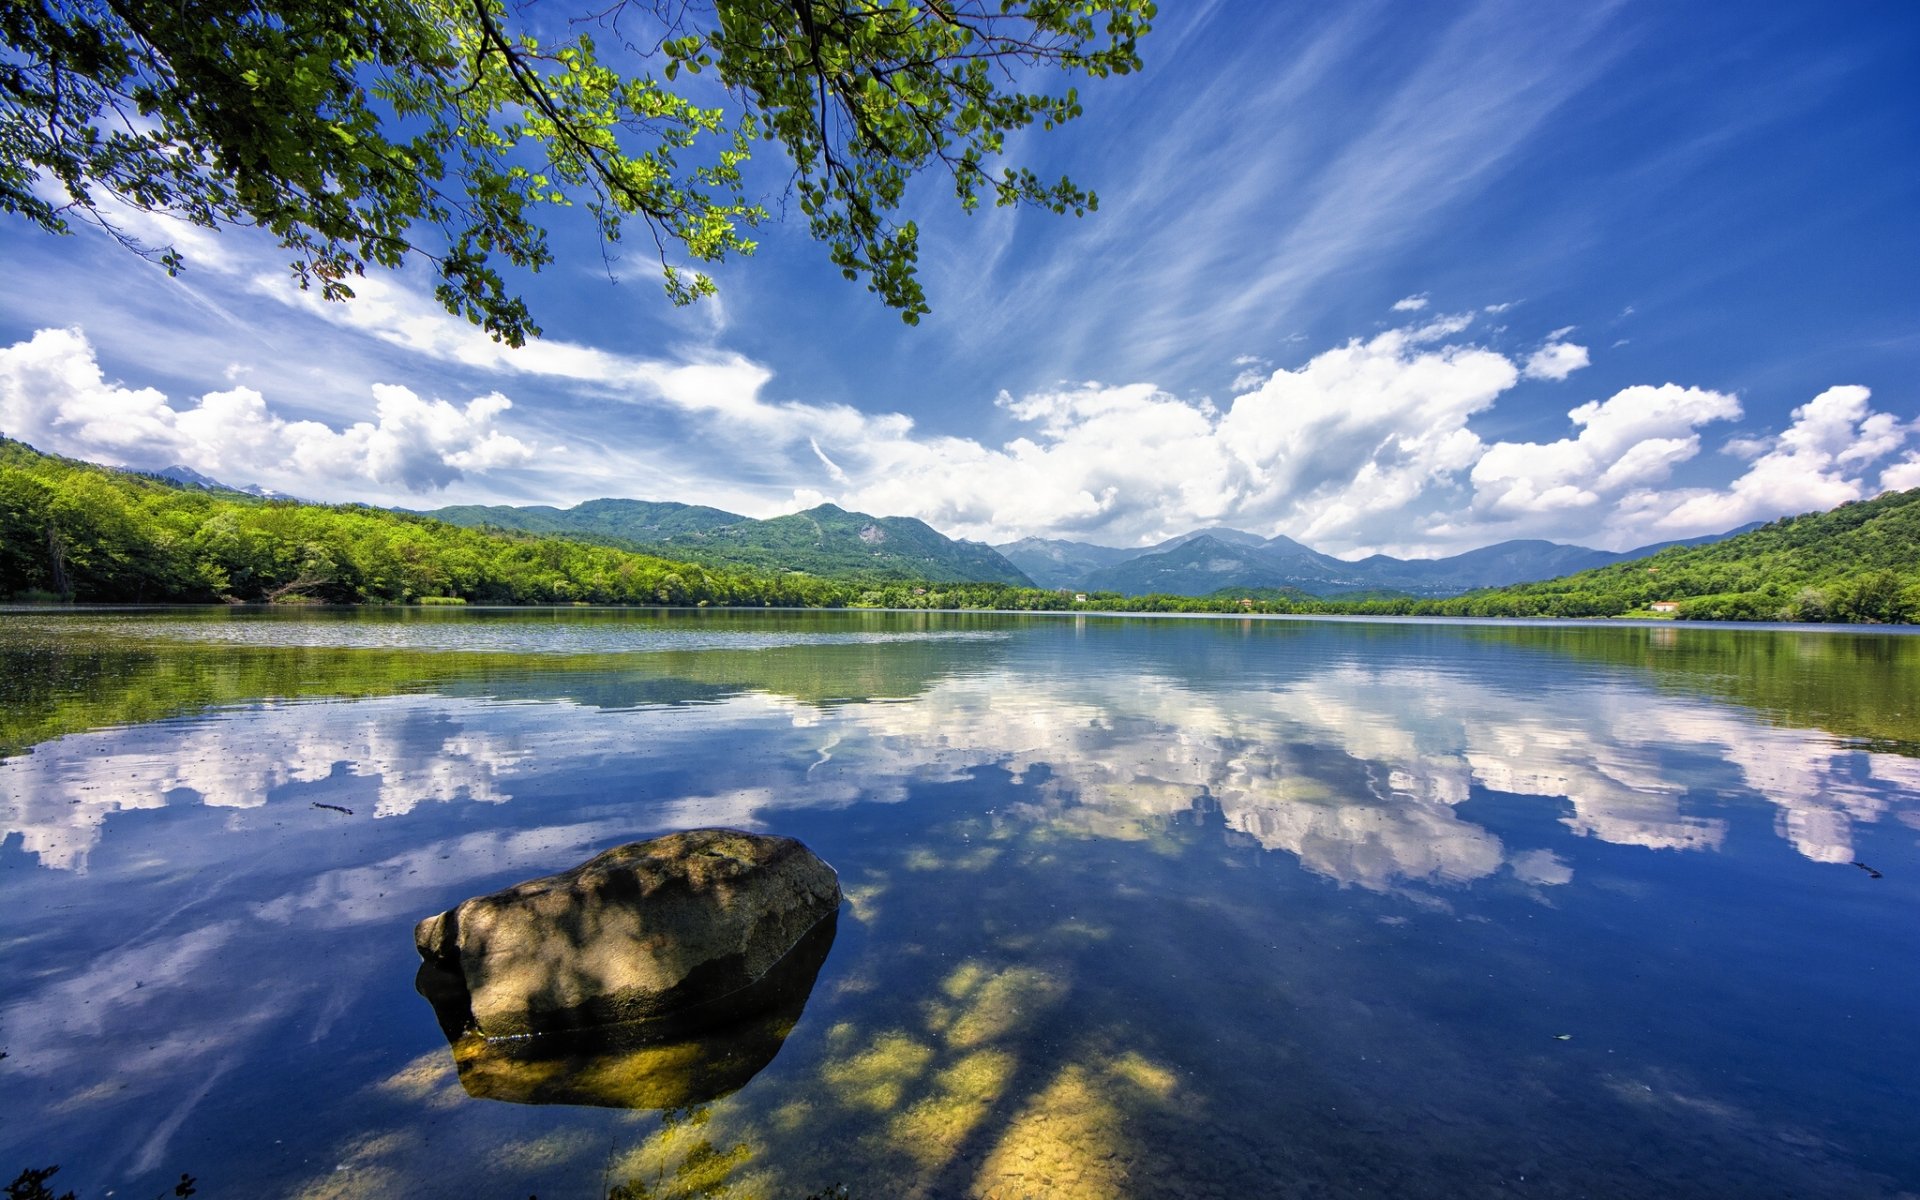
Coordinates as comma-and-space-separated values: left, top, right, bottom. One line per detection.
4, 438, 1918, 623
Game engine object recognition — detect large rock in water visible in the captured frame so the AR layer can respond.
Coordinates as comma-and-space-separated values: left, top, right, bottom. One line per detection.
420, 912, 838, 1108
414, 828, 840, 1040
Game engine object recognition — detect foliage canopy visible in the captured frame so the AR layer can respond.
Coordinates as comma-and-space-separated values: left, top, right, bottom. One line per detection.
1, 0, 1153, 343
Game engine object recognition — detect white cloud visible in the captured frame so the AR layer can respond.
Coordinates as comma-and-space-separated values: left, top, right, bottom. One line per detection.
1521, 338, 1591, 381
824, 380, 1239, 543
1471, 384, 1741, 517
809, 436, 850, 483
1881, 455, 1920, 491
1625, 385, 1910, 536
809, 317, 1518, 548
1215, 318, 1515, 545
1229, 354, 1272, 392
8, 307, 1912, 557
1392, 293, 1430, 312
923, 3, 1627, 380
0, 327, 535, 494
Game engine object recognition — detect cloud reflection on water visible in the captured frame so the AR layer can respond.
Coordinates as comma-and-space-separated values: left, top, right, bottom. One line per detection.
4, 657, 1914, 886
0, 699, 526, 870
4, 627, 1919, 1196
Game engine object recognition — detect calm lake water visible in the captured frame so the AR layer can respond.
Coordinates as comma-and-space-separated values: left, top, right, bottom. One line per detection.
2, 607, 1917, 1199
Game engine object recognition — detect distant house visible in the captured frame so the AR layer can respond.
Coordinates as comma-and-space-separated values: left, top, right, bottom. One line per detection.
1649, 601, 1680, 613
1240, 598, 1254, 608
1074, 594, 1088, 603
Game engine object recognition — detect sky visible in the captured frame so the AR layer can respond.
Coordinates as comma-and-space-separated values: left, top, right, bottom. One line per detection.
1, 0, 1917, 558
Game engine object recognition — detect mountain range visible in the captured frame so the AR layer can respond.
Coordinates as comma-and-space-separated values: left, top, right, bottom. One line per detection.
150, 464, 293, 500
422, 499, 1034, 586
423, 496, 1754, 598
1001, 526, 1760, 598
8, 436, 1914, 623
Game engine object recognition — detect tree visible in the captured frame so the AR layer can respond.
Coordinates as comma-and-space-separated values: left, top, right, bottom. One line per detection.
2, 0, 1153, 344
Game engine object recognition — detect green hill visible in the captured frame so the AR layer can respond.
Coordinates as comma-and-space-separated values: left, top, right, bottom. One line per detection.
0, 438, 843, 606
6, 434, 1915, 624
1400, 489, 1920, 622
424, 498, 746, 542
651, 504, 1033, 585
429, 497, 1034, 585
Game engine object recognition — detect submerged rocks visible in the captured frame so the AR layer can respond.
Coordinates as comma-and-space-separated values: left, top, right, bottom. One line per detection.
414, 828, 841, 1041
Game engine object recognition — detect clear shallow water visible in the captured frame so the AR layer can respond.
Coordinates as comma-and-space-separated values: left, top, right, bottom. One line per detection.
1, 608, 1917, 1199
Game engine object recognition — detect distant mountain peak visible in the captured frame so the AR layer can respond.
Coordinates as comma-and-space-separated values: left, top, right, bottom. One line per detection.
427, 495, 1030, 586
155, 464, 228, 489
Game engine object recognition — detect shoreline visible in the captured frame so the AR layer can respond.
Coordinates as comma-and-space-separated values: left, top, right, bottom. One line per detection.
4, 600, 1916, 635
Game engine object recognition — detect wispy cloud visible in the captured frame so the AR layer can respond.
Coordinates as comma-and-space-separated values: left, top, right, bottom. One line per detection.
938, 0, 1630, 385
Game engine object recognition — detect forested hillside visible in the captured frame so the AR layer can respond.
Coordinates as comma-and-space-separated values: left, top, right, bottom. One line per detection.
429, 498, 1035, 585
0, 440, 844, 606
4, 438, 1916, 623
649, 504, 1033, 584
423, 499, 746, 543
1410, 489, 1920, 621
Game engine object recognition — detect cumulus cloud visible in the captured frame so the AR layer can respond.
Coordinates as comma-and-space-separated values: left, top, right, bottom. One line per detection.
1882, 455, 1920, 492
823, 380, 1239, 543
1215, 319, 1514, 544
810, 317, 1518, 548
1471, 384, 1742, 516
1392, 293, 1430, 312
1521, 336, 1591, 381
1622, 386, 1912, 536
0, 327, 535, 493
9, 305, 1912, 556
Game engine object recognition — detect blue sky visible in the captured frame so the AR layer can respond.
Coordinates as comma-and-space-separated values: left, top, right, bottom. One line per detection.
1, 0, 1916, 556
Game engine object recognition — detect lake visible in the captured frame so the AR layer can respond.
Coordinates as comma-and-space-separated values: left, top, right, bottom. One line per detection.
2, 606, 1917, 1199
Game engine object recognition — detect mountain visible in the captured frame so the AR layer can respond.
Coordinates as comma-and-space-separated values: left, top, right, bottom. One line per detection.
153, 464, 231, 490
995, 526, 1279, 589
1425, 490, 1920, 622
1349, 540, 1622, 595
133, 460, 288, 495
1081, 533, 1360, 596
1349, 527, 1767, 596
6, 436, 1912, 622
1148, 526, 1271, 552
425, 498, 746, 543
0, 437, 843, 607
427, 498, 1034, 585
653, 504, 1033, 585
993, 537, 1140, 589
1002, 524, 1762, 598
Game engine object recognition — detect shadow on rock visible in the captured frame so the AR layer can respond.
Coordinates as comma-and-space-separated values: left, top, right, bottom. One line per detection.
412, 828, 841, 1109
416, 912, 837, 1108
